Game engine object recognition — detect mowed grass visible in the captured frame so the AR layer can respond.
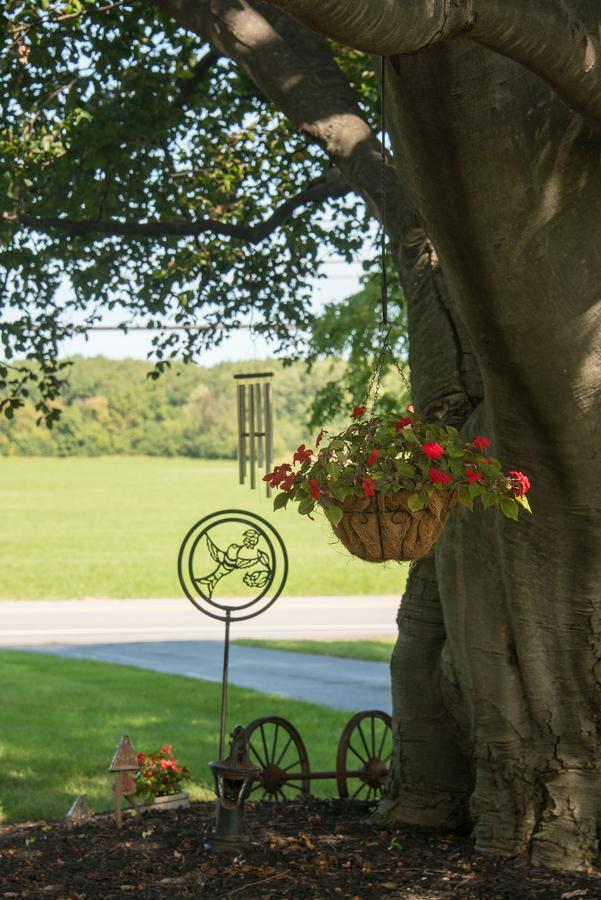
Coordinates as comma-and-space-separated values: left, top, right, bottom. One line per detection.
0, 457, 407, 599
0, 650, 350, 823
235, 639, 396, 663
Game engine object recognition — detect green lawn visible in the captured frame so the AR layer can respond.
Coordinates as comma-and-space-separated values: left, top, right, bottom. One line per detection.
235, 638, 396, 663
0, 457, 407, 598
0, 650, 351, 823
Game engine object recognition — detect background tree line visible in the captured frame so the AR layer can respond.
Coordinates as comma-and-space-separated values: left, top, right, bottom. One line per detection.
0, 356, 345, 458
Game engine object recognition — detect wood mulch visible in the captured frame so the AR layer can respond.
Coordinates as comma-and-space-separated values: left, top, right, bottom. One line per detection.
1, 799, 599, 899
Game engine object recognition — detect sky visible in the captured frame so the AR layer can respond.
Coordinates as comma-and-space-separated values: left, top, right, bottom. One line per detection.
59, 259, 366, 365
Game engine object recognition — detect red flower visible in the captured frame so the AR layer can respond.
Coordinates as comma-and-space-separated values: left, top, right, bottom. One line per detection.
509, 470, 530, 497
465, 468, 485, 485
395, 418, 412, 432
293, 444, 313, 464
136, 753, 145, 763
429, 468, 452, 485
472, 435, 492, 452
351, 405, 366, 419
421, 442, 445, 460
309, 479, 320, 501
281, 474, 296, 493
315, 429, 327, 448
366, 449, 379, 467
263, 463, 292, 487
362, 477, 377, 497
407, 405, 415, 413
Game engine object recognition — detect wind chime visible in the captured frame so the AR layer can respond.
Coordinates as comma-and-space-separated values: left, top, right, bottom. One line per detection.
234, 371, 273, 496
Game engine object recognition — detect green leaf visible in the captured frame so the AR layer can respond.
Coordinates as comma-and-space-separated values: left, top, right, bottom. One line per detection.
516, 494, 532, 513
395, 461, 415, 478
325, 504, 343, 527
458, 486, 473, 510
407, 492, 426, 512
446, 444, 465, 459
273, 492, 289, 511
298, 498, 315, 516
480, 490, 497, 510
500, 497, 519, 521
469, 482, 483, 498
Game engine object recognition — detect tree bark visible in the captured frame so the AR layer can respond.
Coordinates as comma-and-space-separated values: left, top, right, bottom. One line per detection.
259, 1, 601, 873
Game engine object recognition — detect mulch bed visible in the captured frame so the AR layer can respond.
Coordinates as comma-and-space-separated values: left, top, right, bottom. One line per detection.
1, 799, 599, 899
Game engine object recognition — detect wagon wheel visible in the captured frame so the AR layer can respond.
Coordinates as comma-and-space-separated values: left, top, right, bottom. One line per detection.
245, 716, 311, 801
336, 710, 392, 800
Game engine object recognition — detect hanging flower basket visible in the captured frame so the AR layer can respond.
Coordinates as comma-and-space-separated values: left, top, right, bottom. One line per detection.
333, 488, 457, 563
265, 404, 531, 564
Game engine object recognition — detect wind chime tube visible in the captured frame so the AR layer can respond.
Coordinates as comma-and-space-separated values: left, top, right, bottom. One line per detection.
238, 384, 247, 485
255, 383, 264, 468
264, 381, 272, 498
249, 384, 256, 490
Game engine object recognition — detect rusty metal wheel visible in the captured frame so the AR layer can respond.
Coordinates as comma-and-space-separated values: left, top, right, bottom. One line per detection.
245, 716, 311, 801
336, 710, 392, 800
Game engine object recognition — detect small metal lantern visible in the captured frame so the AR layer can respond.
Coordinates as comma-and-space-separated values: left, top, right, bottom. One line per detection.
206, 725, 261, 852
109, 734, 141, 828
234, 371, 273, 496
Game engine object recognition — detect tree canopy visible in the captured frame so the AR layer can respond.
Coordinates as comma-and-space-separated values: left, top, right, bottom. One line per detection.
1, 1, 404, 422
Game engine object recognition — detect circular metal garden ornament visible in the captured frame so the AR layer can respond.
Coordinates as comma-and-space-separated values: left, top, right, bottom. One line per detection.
178, 508, 287, 623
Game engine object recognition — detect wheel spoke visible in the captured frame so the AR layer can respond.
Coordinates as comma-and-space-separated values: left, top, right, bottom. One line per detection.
371, 715, 376, 757
250, 743, 266, 769
282, 757, 302, 772
377, 722, 389, 760
383, 751, 392, 764
348, 741, 368, 766
357, 723, 371, 761
275, 734, 293, 767
270, 722, 280, 765
351, 780, 369, 800
260, 724, 270, 767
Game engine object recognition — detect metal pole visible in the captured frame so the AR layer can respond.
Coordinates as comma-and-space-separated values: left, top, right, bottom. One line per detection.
249, 384, 256, 490
255, 382, 263, 469
219, 612, 231, 760
264, 381, 272, 498
237, 384, 245, 485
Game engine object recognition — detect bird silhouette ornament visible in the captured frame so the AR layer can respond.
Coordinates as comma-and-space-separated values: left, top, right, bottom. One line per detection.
196, 528, 272, 599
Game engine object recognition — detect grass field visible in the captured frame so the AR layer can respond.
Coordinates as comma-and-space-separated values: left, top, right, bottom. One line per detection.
0, 650, 351, 823
0, 457, 407, 599
235, 639, 396, 663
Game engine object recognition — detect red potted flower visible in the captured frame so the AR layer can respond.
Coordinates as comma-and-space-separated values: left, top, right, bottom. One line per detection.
265, 406, 531, 562
135, 745, 191, 812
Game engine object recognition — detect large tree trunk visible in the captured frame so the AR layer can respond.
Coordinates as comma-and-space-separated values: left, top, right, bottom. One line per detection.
379, 41, 601, 870
261, 0, 601, 872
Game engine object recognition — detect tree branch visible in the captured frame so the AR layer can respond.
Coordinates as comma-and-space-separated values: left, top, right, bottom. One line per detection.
3, 171, 350, 242
260, 0, 601, 128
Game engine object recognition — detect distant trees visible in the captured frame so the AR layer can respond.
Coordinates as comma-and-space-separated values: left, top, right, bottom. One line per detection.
0, 356, 345, 458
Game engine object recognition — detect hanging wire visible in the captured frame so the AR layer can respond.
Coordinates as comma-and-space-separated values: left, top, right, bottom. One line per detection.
380, 55, 389, 327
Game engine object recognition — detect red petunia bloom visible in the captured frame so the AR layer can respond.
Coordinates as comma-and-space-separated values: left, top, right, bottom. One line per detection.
429, 468, 452, 485
366, 449, 379, 467
351, 405, 366, 419
421, 442, 445, 460
509, 470, 530, 497
407, 405, 415, 413
309, 479, 321, 501
465, 468, 485, 485
472, 435, 492, 452
293, 444, 313, 464
362, 477, 377, 497
395, 417, 412, 432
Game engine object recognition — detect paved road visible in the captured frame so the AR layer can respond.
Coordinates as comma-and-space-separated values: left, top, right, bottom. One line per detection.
25, 641, 392, 713
0, 596, 400, 645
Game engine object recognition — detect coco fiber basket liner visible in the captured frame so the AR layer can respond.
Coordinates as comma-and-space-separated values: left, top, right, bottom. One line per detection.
333, 489, 457, 563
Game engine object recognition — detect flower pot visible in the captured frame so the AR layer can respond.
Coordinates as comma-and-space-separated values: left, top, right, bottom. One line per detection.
333, 489, 457, 562
141, 791, 190, 812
